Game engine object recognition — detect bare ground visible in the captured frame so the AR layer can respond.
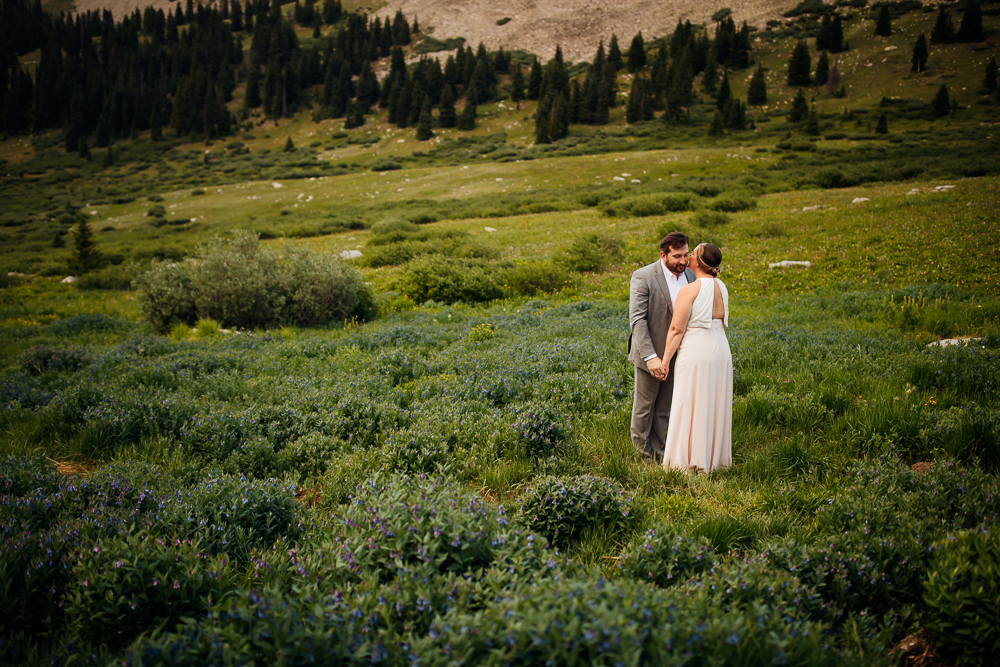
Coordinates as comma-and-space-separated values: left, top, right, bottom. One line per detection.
65, 0, 802, 64
376, 0, 802, 63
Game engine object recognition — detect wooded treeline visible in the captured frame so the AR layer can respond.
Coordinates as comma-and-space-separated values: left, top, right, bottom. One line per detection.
0, 0, 426, 143
533, 15, 753, 143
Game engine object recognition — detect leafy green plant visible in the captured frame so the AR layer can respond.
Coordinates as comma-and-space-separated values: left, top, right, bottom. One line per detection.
65, 535, 234, 650
922, 530, 1000, 665
619, 528, 716, 587
512, 402, 572, 457
517, 475, 640, 549
193, 317, 222, 339
19, 345, 91, 375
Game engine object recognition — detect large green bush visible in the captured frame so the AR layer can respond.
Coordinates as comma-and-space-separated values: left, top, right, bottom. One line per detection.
395, 255, 503, 304
557, 234, 624, 272
503, 261, 574, 296
922, 530, 1000, 664
133, 231, 372, 330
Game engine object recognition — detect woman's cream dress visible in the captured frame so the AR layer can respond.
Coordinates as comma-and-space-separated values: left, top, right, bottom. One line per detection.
663, 278, 733, 473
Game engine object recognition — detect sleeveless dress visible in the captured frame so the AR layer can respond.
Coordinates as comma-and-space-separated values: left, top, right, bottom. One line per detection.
662, 278, 733, 473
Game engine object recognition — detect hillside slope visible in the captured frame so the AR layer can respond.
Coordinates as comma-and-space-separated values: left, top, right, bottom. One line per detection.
376, 0, 801, 62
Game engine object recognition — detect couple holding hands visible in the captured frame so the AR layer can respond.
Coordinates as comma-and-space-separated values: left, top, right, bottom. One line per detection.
628, 232, 733, 473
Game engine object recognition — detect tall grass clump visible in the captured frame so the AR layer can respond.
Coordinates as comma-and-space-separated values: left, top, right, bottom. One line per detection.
133, 231, 373, 331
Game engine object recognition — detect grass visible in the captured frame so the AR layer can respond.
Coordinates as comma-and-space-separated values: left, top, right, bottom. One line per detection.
1, 9, 999, 663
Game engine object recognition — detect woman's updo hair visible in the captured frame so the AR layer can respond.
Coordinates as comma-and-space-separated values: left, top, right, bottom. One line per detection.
694, 243, 722, 277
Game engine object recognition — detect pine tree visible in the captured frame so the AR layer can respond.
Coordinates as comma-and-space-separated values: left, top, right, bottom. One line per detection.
788, 89, 809, 122
68, 217, 103, 275
457, 98, 476, 130
931, 7, 955, 44
815, 51, 830, 89
550, 93, 569, 140
716, 71, 731, 110
438, 84, 457, 127
830, 16, 845, 53
932, 84, 950, 117
805, 106, 820, 135
875, 5, 892, 37
78, 136, 91, 161
608, 34, 623, 71
511, 66, 524, 108
875, 112, 889, 134
747, 64, 767, 105
534, 94, 551, 143
911, 33, 929, 73
701, 48, 719, 93
284, 136, 295, 151
984, 57, 998, 93
527, 58, 542, 100
626, 76, 645, 123
707, 109, 725, 136
150, 102, 163, 140
627, 32, 646, 73
957, 0, 984, 43
416, 98, 434, 140
343, 98, 365, 128
788, 40, 812, 87
95, 111, 111, 147
724, 98, 746, 130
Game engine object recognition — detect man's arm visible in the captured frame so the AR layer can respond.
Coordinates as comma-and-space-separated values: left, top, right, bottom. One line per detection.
629, 270, 657, 364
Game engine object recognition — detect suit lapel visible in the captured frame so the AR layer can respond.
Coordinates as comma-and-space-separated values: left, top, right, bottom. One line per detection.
651, 261, 671, 315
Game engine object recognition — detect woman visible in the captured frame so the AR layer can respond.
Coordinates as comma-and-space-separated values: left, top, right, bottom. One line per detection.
660, 243, 733, 473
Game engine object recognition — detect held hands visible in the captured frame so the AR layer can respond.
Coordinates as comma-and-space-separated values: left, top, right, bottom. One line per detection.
646, 357, 669, 381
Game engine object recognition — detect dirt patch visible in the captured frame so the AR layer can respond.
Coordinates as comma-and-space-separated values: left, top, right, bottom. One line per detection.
377, 0, 801, 63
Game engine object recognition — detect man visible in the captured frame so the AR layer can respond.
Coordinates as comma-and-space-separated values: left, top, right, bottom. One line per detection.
627, 231, 696, 463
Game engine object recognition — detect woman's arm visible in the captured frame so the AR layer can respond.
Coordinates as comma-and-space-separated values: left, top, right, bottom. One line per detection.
660, 282, 699, 378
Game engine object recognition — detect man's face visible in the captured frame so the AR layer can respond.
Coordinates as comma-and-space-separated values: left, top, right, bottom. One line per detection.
660, 244, 689, 276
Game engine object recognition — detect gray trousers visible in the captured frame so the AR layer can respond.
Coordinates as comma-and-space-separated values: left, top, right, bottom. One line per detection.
630, 361, 676, 461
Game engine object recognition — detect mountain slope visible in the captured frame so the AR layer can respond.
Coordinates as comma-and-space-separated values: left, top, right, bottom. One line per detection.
376, 0, 801, 62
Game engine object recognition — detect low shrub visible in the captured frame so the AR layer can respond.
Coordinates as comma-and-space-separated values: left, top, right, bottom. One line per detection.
160, 473, 301, 562
619, 528, 716, 587
503, 261, 574, 296
922, 530, 1000, 665
706, 192, 757, 212
693, 209, 731, 227
395, 256, 502, 304
20, 345, 91, 375
517, 475, 640, 548
65, 536, 235, 651
512, 402, 572, 457
603, 192, 697, 217
558, 234, 624, 272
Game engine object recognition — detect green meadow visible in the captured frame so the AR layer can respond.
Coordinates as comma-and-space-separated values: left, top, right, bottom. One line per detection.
2, 1, 1000, 665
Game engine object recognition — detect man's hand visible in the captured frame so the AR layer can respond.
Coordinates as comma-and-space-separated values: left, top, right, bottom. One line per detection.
646, 357, 668, 380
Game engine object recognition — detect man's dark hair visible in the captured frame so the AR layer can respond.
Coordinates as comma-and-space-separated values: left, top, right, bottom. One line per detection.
659, 231, 689, 255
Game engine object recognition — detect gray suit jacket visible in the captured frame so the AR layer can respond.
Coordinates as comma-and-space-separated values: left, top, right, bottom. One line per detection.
627, 261, 697, 369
